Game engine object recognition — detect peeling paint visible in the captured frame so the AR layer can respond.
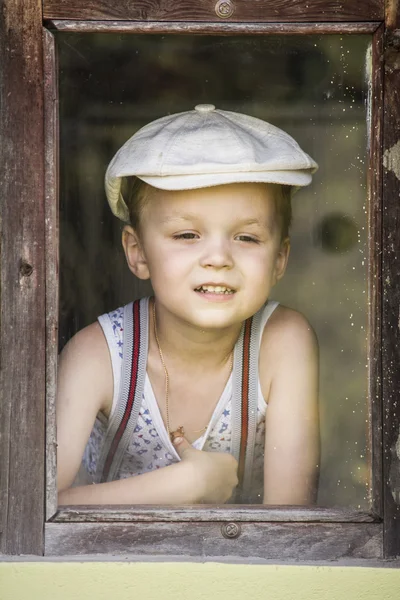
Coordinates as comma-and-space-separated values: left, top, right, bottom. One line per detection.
385, 0, 400, 31
390, 430, 400, 504
396, 431, 400, 459
383, 140, 400, 181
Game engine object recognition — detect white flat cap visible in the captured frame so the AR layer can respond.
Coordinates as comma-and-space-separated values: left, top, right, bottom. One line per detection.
105, 104, 318, 222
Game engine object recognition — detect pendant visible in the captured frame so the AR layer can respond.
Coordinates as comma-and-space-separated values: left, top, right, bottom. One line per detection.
170, 425, 185, 442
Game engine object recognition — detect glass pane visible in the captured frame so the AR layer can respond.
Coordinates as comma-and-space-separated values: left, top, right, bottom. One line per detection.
57, 33, 371, 508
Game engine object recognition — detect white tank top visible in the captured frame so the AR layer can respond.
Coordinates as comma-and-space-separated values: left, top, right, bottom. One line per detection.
82, 298, 279, 503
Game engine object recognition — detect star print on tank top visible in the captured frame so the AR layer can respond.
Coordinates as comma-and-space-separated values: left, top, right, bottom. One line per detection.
81, 299, 279, 503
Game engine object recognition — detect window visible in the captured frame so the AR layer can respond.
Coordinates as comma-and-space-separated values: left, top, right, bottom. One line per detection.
58, 32, 371, 509
1, 0, 399, 560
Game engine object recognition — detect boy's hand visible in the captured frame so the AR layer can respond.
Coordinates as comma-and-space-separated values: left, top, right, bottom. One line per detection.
173, 436, 238, 504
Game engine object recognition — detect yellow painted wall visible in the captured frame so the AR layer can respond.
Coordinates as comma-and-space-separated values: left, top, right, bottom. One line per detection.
1, 563, 400, 600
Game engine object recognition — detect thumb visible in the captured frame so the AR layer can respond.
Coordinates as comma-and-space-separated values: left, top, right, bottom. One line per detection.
172, 435, 193, 459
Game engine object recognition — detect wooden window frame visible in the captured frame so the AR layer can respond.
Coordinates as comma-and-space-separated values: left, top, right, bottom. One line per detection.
0, 0, 399, 561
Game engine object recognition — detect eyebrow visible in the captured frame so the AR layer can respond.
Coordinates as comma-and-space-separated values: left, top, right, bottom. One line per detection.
160, 215, 267, 226
158, 214, 273, 234
234, 217, 274, 235
159, 213, 200, 224
236, 218, 266, 227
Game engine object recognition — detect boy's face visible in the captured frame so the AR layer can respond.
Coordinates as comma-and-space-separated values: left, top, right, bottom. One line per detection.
123, 182, 289, 330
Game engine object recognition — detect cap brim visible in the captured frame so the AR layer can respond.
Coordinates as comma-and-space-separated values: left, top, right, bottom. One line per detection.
105, 169, 316, 222
138, 170, 314, 190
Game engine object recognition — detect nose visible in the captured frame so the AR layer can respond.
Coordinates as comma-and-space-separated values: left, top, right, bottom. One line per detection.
199, 235, 233, 269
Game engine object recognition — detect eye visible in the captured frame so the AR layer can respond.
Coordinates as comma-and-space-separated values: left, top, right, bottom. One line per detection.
235, 234, 260, 244
172, 232, 199, 240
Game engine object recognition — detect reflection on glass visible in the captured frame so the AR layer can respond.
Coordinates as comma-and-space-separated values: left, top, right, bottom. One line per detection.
58, 33, 370, 507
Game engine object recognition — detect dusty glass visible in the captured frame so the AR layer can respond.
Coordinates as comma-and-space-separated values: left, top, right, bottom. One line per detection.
58, 33, 371, 507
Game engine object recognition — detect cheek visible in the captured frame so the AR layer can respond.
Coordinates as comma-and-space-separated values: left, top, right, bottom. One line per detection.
240, 248, 279, 283
146, 244, 192, 277
235, 246, 270, 268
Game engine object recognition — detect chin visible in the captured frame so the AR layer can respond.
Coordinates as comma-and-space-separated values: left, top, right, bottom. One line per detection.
187, 307, 246, 330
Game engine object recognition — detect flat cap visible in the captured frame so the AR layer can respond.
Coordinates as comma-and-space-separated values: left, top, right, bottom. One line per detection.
105, 104, 318, 222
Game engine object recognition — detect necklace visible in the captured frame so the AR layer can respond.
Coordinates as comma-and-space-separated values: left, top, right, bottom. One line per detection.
152, 300, 234, 443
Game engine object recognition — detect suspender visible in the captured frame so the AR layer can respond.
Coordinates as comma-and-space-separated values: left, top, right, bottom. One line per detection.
95, 297, 261, 498
231, 309, 263, 501
95, 299, 148, 483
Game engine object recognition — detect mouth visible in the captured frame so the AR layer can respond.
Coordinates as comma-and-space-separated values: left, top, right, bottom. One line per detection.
194, 284, 236, 295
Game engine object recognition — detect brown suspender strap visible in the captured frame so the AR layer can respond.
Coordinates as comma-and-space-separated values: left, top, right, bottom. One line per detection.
232, 305, 263, 502
237, 316, 252, 489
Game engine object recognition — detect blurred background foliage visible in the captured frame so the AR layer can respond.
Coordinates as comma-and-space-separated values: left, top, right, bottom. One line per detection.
58, 33, 371, 507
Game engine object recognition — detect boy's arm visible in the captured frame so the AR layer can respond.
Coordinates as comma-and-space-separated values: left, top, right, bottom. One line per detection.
57, 325, 238, 505
58, 437, 238, 506
261, 308, 320, 505
56, 322, 114, 493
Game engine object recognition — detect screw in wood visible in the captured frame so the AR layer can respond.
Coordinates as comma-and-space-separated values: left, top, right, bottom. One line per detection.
215, 0, 235, 19
221, 522, 241, 539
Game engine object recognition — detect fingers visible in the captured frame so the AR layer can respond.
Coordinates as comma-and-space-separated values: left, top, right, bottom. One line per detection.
172, 436, 192, 459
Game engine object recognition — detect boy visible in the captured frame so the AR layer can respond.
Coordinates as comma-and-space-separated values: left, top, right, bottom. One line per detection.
57, 104, 320, 505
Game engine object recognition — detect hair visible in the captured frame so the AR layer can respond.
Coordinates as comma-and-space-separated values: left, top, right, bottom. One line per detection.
125, 176, 151, 232
274, 184, 292, 240
125, 177, 292, 241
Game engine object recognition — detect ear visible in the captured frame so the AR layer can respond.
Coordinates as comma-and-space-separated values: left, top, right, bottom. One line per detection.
273, 237, 290, 284
121, 225, 150, 280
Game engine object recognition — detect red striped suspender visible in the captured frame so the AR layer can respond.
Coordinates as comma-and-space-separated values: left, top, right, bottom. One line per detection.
100, 300, 141, 483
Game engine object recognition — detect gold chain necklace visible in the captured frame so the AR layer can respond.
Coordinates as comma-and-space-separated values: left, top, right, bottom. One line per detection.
152, 300, 233, 443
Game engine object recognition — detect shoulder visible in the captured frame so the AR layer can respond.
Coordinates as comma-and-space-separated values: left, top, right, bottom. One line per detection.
60, 321, 109, 361
58, 321, 113, 414
262, 304, 318, 356
259, 305, 319, 398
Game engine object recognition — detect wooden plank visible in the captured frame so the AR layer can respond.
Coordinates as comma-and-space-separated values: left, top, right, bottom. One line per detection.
45, 522, 382, 559
367, 24, 384, 518
382, 28, 400, 559
43, 28, 59, 522
46, 20, 381, 34
43, 0, 383, 22
53, 506, 380, 523
0, 0, 45, 555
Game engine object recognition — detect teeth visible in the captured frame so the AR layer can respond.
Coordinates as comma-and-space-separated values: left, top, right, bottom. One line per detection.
196, 285, 234, 294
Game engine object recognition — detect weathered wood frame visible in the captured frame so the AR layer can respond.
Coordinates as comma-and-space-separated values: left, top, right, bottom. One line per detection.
0, 0, 399, 560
